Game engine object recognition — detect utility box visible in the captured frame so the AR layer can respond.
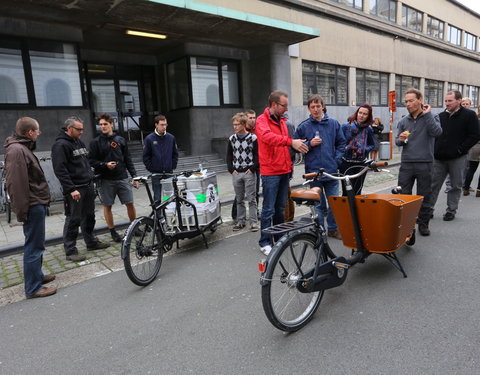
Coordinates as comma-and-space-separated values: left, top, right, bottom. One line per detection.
379, 141, 390, 160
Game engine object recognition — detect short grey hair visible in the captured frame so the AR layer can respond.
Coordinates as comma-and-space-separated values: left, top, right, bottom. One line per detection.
64, 116, 84, 128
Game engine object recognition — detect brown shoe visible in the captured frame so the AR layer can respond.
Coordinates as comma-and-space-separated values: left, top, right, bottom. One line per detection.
463, 189, 470, 196
476, 189, 480, 198
66, 254, 86, 262
42, 274, 56, 284
328, 230, 342, 240
26, 286, 57, 299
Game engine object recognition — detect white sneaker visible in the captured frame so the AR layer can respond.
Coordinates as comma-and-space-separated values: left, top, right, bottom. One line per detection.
260, 245, 272, 256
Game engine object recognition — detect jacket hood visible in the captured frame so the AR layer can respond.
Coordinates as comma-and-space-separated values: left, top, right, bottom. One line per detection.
4, 135, 35, 150
308, 113, 331, 125
55, 130, 75, 142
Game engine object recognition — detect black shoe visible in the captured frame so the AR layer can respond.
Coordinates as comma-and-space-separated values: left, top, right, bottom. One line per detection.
66, 254, 86, 262
87, 241, 110, 251
443, 212, 455, 221
111, 230, 122, 243
418, 224, 430, 236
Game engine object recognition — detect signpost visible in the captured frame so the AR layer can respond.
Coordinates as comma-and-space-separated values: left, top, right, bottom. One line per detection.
388, 90, 397, 159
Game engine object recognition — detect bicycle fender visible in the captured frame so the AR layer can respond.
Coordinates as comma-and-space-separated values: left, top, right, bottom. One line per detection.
121, 217, 146, 260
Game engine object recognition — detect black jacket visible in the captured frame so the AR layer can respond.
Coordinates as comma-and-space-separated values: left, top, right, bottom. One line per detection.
51, 131, 93, 194
89, 133, 136, 180
434, 107, 480, 160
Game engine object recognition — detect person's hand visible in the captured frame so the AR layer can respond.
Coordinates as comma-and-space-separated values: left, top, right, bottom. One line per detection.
422, 104, 431, 114
132, 180, 140, 189
398, 131, 410, 142
232, 170, 238, 175
245, 169, 252, 174
70, 190, 81, 201
107, 161, 117, 170
292, 139, 309, 154
310, 137, 322, 147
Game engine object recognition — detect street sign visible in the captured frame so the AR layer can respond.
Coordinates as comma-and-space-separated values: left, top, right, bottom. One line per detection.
389, 90, 396, 112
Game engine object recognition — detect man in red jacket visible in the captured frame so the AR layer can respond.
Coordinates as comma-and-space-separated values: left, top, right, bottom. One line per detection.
256, 90, 308, 255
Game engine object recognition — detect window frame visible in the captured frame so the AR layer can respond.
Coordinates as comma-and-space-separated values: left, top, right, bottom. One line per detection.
464, 32, 477, 51
331, 0, 363, 11
424, 79, 444, 108
426, 15, 445, 40
395, 75, 420, 107
448, 25, 462, 46
401, 4, 423, 33
369, 0, 396, 22
356, 68, 389, 106
301, 60, 349, 106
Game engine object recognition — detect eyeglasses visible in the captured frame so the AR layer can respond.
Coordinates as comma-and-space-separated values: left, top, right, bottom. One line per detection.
276, 102, 288, 109
71, 126, 84, 132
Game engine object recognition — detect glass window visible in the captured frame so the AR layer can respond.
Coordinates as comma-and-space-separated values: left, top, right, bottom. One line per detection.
448, 25, 461, 46
190, 57, 220, 106
0, 38, 28, 104
370, 0, 396, 22
167, 58, 190, 110
302, 61, 348, 105
402, 5, 423, 32
427, 16, 444, 40
332, 0, 363, 10
356, 69, 388, 106
29, 41, 82, 106
221, 61, 240, 105
395, 75, 420, 106
464, 32, 477, 51
466, 86, 479, 107
448, 83, 464, 94
425, 79, 444, 108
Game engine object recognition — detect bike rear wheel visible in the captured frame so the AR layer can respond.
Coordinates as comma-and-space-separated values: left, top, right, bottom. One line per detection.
123, 217, 163, 286
261, 232, 326, 332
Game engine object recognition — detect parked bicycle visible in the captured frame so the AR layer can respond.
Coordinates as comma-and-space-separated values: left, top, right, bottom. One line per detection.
259, 160, 422, 332
121, 170, 221, 286
0, 161, 12, 223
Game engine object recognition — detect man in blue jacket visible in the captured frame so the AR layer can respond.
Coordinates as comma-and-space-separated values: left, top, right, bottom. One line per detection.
294, 94, 346, 239
143, 115, 179, 203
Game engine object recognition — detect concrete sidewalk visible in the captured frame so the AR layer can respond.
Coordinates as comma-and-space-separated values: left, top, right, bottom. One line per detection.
0, 155, 400, 303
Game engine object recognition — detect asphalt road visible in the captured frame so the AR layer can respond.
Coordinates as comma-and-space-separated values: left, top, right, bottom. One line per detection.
0, 189, 478, 375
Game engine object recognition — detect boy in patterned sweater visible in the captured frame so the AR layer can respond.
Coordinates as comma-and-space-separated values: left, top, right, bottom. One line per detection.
226, 113, 259, 231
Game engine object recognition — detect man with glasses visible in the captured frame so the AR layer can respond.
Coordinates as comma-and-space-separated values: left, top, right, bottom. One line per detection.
256, 90, 308, 255
52, 116, 109, 262
89, 113, 139, 242
4, 117, 57, 299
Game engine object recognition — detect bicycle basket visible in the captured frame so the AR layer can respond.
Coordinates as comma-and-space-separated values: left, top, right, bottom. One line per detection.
329, 194, 423, 253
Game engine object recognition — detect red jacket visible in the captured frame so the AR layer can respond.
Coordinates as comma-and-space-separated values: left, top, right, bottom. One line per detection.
256, 107, 293, 175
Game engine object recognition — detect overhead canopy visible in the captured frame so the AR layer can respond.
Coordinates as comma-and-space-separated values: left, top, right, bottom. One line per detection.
0, 0, 320, 52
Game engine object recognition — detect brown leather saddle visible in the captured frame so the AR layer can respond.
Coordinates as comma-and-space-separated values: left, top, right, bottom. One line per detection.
290, 187, 322, 204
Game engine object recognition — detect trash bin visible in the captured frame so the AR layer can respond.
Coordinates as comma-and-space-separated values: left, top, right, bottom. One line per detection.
379, 141, 390, 160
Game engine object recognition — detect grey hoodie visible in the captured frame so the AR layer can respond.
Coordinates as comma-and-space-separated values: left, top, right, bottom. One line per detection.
395, 111, 442, 163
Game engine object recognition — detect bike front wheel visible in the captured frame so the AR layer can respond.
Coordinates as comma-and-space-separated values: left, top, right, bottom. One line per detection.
261, 232, 327, 332
122, 217, 163, 286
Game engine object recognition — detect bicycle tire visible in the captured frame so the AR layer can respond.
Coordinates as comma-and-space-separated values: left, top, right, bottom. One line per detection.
6, 201, 11, 223
261, 232, 327, 332
123, 217, 163, 286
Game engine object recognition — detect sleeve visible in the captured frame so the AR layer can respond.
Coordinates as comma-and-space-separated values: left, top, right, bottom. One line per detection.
459, 113, 480, 155
123, 142, 137, 178
294, 123, 311, 149
334, 122, 347, 165
425, 112, 442, 138
256, 116, 292, 147
377, 123, 384, 133
172, 136, 179, 170
365, 127, 376, 154
252, 138, 259, 173
226, 138, 234, 174
395, 120, 406, 147
51, 142, 76, 194
4, 148, 30, 222
142, 137, 153, 172
88, 139, 106, 174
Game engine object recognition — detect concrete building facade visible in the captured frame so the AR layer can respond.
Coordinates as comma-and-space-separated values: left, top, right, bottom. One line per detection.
0, 0, 479, 156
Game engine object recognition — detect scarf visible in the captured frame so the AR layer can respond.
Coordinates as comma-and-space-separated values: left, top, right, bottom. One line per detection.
345, 121, 369, 159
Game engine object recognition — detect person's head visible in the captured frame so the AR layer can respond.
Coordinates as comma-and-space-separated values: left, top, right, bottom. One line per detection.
231, 112, 248, 135
15, 117, 40, 141
307, 94, 325, 120
98, 113, 114, 136
245, 109, 256, 131
268, 90, 289, 118
404, 88, 424, 116
65, 116, 85, 139
373, 117, 382, 125
445, 90, 462, 112
348, 103, 373, 125
154, 114, 167, 135
461, 97, 472, 108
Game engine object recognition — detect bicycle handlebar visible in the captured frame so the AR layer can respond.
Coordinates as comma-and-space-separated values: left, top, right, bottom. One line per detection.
133, 169, 202, 183
302, 160, 388, 181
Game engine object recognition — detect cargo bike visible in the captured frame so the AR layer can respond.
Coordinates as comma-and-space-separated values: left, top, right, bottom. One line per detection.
122, 169, 221, 286
259, 161, 423, 332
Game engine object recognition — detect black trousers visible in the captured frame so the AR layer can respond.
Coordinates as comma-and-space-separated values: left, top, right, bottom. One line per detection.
63, 184, 97, 255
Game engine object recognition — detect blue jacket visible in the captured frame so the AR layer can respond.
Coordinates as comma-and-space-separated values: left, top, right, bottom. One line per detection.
143, 132, 178, 173
294, 114, 346, 175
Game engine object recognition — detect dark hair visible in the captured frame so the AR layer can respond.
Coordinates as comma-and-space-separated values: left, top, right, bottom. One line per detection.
268, 90, 288, 106
404, 88, 423, 100
245, 109, 256, 116
98, 113, 114, 124
347, 103, 373, 125
15, 117, 38, 136
447, 90, 462, 100
307, 94, 324, 107
154, 114, 167, 124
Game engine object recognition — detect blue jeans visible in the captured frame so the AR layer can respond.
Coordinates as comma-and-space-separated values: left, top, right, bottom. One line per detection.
23, 205, 47, 296
310, 179, 339, 232
259, 174, 290, 247
151, 175, 163, 205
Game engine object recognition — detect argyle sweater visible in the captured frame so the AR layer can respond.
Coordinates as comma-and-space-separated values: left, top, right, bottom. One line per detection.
226, 133, 259, 174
